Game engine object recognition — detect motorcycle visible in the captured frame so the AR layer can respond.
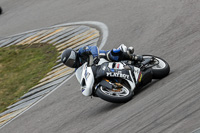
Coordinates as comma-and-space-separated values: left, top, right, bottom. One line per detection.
75, 52, 170, 103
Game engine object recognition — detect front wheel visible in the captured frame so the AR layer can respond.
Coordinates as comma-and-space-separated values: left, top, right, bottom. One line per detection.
142, 55, 170, 79
96, 83, 133, 103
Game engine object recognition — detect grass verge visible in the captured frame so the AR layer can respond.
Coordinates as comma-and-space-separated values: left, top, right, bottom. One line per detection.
0, 43, 58, 113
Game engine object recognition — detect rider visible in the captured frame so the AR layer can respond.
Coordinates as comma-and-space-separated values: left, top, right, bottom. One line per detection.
61, 44, 143, 68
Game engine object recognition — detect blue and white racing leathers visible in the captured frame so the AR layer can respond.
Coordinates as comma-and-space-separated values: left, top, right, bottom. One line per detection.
78, 46, 124, 65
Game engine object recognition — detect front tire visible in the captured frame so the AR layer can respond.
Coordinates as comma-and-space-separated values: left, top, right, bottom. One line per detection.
143, 55, 170, 79
96, 84, 133, 103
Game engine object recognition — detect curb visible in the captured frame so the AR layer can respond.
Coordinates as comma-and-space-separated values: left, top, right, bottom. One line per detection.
0, 21, 108, 129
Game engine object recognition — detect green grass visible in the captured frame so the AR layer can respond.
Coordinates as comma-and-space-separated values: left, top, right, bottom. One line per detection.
0, 43, 59, 113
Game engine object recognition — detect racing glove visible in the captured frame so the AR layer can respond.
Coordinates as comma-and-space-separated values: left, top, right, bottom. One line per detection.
93, 56, 100, 64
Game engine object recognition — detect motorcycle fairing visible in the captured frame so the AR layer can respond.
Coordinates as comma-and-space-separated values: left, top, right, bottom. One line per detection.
76, 63, 95, 96
95, 62, 133, 81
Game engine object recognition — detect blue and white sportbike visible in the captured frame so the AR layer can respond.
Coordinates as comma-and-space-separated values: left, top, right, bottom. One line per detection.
76, 52, 170, 103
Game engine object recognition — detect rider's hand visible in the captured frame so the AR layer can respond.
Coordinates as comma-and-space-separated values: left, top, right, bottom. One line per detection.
93, 56, 100, 64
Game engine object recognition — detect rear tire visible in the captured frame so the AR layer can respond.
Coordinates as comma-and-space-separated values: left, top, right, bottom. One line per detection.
143, 55, 170, 79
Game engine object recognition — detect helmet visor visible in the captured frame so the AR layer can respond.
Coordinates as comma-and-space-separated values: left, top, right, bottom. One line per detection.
65, 50, 77, 67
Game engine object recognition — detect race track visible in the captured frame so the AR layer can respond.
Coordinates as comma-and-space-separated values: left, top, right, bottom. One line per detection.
1, 0, 200, 133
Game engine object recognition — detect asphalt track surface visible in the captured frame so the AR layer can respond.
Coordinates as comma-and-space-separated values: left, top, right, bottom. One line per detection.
1, 0, 200, 133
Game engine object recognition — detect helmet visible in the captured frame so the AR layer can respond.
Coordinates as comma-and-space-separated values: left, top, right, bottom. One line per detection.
61, 48, 79, 68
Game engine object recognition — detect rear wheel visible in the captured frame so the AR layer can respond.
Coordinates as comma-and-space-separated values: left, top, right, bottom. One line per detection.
96, 81, 133, 103
143, 55, 170, 79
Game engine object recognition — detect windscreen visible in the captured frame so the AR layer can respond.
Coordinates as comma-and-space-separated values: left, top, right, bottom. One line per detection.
75, 63, 87, 83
